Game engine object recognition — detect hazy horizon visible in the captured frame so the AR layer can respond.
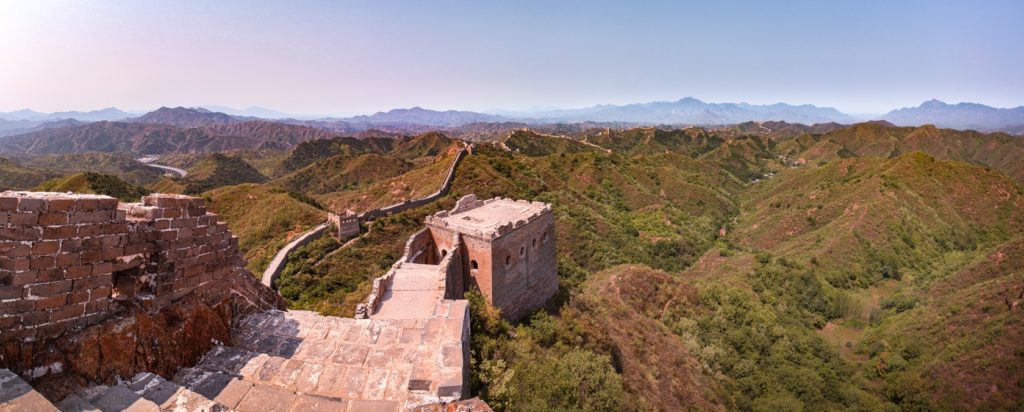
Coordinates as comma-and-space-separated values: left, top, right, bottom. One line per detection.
1, 0, 1021, 115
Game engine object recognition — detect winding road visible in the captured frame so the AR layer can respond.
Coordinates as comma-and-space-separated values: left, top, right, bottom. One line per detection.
138, 156, 188, 178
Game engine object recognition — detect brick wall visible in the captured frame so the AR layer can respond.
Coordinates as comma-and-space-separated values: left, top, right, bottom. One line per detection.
0, 192, 283, 377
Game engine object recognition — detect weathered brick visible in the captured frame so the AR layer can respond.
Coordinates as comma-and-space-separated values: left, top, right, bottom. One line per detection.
16, 198, 45, 212
0, 227, 40, 242
60, 238, 82, 253
46, 198, 76, 212
0, 196, 17, 211
0, 299, 35, 314
0, 213, 7, 225
0, 285, 24, 300
85, 299, 108, 314
36, 295, 67, 310
1, 258, 30, 271
80, 250, 103, 264
35, 268, 64, 282
49, 303, 85, 322
77, 224, 103, 237
73, 275, 111, 291
0, 243, 31, 258
37, 212, 68, 226
28, 280, 72, 297
70, 210, 113, 224
70, 290, 90, 304
77, 198, 99, 211
30, 256, 56, 270
31, 241, 60, 255
56, 253, 80, 267
102, 223, 129, 235
8, 212, 38, 225
91, 262, 113, 275
9, 271, 38, 286
42, 226, 75, 240
65, 265, 91, 279
96, 198, 118, 210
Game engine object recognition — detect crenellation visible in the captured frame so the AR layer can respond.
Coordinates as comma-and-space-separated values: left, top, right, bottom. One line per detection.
0, 191, 285, 382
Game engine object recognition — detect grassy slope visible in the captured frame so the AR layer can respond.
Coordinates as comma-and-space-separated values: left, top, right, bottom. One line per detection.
181, 153, 268, 194
272, 153, 412, 195
203, 183, 325, 273
0, 157, 50, 190
34, 172, 151, 202
19, 152, 164, 186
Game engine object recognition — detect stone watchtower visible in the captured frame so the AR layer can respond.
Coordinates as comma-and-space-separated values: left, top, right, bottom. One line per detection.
424, 195, 557, 321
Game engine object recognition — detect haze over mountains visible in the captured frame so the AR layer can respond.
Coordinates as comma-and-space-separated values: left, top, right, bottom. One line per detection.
1, 98, 1022, 143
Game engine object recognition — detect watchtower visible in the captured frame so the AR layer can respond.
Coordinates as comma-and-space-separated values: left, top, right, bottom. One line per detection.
424, 195, 557, 321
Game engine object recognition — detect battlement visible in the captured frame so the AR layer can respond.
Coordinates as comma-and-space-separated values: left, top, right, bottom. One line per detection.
425, 195, 552, 240
0, 191, 283, 382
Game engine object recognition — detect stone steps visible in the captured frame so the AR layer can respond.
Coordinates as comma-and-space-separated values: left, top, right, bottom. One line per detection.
0, 368, 59, 411
58, 371, 230, 412
54, 304, 468, 412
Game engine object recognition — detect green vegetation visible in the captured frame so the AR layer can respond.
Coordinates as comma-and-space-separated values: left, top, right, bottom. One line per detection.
182, 153, 268, 194
0, 157, 50, 190
35, 172, 150, 202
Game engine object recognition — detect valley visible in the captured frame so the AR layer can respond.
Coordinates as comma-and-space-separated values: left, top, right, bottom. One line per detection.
1, 107, 1022, 411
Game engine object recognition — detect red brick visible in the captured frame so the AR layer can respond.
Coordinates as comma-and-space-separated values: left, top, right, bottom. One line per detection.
36, 295, 67, 310
162, 209, 182, 218
89, 286, 111, 301
0, 285, 24, 300
69, 211, 112, 224
80, 250, 103, 264
0, 243, 30, 258
0, 227, 40, 242
10, 271, 38, 286
65, 265, 91, 279
70, 290, 90, 304
0, 213, 7, 225
91, 262, 113, 275
38, 212, 68, 226
77, 224, 103, 237
60, 238, 82, 253
8, 212, 38, 225
28, 280, 72, 297
35, 268, 64, 282
30, 256, 55, 270
49, 303, 84, 322
56, 253, 80, 267
16, 198, 45, 212
1, 258, 29, 271
0, 196, 17, 211
96, 198, 118, 210
0, 299, 35, 314
77, 198, 99, 211
0, 316, 20, 330
46, 199, 76, 212
73, 275, 110, 291
42, 226, 75, 240
85, 299, 108, 314
102, 223, 129, 235
31, 241, 60, 255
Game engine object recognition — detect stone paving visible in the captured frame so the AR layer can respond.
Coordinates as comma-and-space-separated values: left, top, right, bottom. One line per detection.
55, 303, 469, 412
372, 263, 447, 320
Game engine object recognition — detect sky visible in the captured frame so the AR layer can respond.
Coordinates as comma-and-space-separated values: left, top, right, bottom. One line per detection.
0, 0, 1021, 115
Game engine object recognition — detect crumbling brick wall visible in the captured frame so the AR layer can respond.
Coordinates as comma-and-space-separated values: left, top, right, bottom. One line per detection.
0, 192, 283, 380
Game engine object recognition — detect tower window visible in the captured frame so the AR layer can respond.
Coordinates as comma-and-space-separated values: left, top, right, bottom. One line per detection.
471, 260, 478, 270
532, 238, 537, 248
441, 249, 448, 258
505, 255, 511, 267
543, 232, 549, 243
520, 246, 525, 257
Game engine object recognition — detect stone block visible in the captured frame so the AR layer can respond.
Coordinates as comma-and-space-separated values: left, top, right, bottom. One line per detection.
37, 212, 68, 226
1, 258, 30, 271
0, 285, 24, 300
46, 198, 76, 212
49, 303, 85, 322
29, 280, 73, 297
0, 243, 31, 258
0, 227, 40, 241
0, 196, 17, 211
30, 256, 56, 270
31, 241, 60, 256
8, 212, 39, 225
235, 384, 295, 412
35, 295, 68, 310
16, 198, 45, 212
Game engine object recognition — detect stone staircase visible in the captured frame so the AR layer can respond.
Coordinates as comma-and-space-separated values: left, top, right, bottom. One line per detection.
53, 305, 469, 412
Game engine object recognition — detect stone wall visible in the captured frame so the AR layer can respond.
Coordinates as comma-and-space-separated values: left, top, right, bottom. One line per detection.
359, 146, 467, 222
0, 192, 283, 381
487, 212, 557, 321
260, 223, 328, 289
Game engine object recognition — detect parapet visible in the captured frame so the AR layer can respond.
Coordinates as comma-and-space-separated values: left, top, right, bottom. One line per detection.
0, 191, 283, 379
425, 195, 552, 239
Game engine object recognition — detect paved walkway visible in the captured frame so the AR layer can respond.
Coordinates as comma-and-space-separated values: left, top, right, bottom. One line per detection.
56, 306, 469, 412
372, 263, 447, 320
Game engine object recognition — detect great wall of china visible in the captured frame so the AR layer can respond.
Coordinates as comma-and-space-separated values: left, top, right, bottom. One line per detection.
262, 145, 469, 291
0, 143, 556, 411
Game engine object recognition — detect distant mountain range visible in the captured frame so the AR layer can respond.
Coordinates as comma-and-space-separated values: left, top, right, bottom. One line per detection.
1, 98, 1022, 141
520, 97, 859, 125
881, 99, 1024, 130
0, 107, 131, 122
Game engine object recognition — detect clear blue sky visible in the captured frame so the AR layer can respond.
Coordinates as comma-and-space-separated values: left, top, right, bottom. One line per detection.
0, 0, 1021, 115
